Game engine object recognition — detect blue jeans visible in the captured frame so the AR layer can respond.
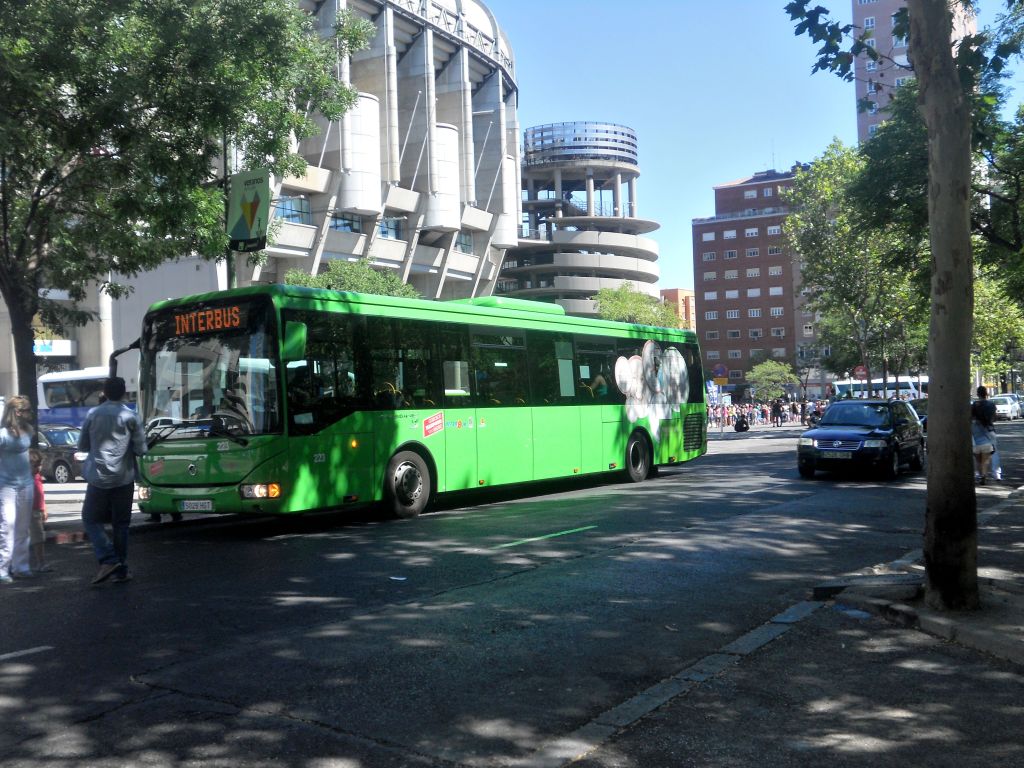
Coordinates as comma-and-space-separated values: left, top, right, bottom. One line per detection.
82, 484, 135, 567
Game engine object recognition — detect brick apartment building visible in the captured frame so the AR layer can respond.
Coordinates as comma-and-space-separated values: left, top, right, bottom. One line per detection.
660, 288, 696, 330
691, 166, 830, 401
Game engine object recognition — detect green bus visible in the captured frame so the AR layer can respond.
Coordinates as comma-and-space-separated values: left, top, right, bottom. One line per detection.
132, 284, 706, 518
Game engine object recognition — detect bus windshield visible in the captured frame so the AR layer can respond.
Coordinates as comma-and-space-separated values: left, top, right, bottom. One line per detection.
140, 297, 282, 439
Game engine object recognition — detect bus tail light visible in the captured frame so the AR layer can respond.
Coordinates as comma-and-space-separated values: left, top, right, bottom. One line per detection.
241, 483, 282, 499
137, 485, 151, 500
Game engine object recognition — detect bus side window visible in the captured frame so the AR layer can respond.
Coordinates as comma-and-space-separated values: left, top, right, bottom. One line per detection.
440, 327, 472, 409
527, 332, 575, 406
471, 329, 528, 407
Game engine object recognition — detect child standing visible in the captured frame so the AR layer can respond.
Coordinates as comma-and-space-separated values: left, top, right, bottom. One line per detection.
28, 450, 52, 573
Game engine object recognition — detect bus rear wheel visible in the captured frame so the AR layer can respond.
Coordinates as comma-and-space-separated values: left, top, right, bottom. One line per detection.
384, 451, 431, 518
625, 432, 651, 483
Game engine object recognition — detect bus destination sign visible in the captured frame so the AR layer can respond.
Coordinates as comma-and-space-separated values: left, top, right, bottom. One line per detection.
174, 306, 244, 336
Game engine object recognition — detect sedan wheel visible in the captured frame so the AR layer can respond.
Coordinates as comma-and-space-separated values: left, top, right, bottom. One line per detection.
52, 461, 72, 484
882, 449, 900, 481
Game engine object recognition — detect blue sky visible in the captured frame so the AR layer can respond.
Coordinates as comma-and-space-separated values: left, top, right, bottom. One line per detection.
484, 0, 1019, 291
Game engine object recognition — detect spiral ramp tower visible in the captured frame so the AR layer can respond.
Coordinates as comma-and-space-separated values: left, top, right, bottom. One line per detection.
248, 0, 521, 299
497, 122, 660, 317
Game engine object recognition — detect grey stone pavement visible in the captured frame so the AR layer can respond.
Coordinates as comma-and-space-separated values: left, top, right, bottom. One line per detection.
30, 479, 1024, 768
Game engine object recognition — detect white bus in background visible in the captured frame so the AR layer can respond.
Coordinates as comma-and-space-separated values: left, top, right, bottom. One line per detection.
37, 367, 137, 427
832, 375, 929, 400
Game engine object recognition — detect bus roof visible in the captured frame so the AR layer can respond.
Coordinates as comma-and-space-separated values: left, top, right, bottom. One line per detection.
37, 366, 109, 382
144, 284, 698, 343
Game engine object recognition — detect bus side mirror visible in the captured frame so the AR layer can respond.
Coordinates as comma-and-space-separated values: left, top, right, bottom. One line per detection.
283, 321, 307, 362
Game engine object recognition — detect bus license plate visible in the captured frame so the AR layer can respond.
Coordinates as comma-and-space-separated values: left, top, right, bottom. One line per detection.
820, 451, 851, 459
180, 499, 213, 511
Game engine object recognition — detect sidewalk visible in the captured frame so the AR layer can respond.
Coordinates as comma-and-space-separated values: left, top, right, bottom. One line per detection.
549, 490, 1024, 768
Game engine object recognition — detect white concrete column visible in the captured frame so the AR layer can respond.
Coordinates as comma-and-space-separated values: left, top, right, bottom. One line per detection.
613, 172, 622, 217
97, 283, 114, 366
384, 6, 400, 183
628, 177, 637, 218
554, 169, 562, 218
586, 171, 595, 216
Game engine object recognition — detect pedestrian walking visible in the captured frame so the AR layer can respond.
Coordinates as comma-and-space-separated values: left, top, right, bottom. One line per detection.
971, 386, 997, 484
0, 395, 36, 583
28, 449, 52, 573
79, 376, 147, 585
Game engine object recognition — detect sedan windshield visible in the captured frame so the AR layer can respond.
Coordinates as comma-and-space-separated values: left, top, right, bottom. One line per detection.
819, 402, 892, 429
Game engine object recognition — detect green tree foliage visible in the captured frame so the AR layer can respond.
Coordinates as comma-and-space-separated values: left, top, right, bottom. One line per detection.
785, 141, 929, 385
595, 283, 678, 327
284, 259, 420, 298
974, 271, 1024, 373
0, 0, 373, 405
746, 360, 799, 402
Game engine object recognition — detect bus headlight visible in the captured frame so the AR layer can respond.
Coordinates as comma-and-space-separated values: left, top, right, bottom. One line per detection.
137, 485, 151, 500
240, 483, 282, 499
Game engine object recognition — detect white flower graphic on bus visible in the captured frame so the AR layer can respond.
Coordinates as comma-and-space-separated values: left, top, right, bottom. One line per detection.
613, 340, 689, 439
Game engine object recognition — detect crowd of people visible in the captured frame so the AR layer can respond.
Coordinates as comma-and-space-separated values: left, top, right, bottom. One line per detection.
708, 398, 830, 430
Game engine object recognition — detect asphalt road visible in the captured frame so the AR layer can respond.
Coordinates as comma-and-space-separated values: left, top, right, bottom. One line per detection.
3, 422, 1020, 767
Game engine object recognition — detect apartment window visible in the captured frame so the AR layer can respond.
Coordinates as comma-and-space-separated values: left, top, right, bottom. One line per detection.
747, 288, 761, 298
330, 213, 363, 233
379, 217, 405, 239
768, 265, 783, 276
748, 308, 762, 318
749, 328, 763, 339
746, 267, 760, 278
767, 246, 782, 256
702, 251, 717, 261
705, 311, 719, 320
868, 124, 879, 137
865, 37, 876, 48
704, 271, 717, 281
725, 290, 739, 299
769, 286, 783, 296
863, 16, 875, 28
729, 370, 743, 380
770, 307, 784, 317
726, 309, 740, 319
702, 232, 716, 241
728, 350, 742, 359
771, 327, 786, 338
724, 230, 737, 239
706, 350, 720, 360
763, 187, 773, 197
803, 324, 815, 336
745, 228, 759, 238
772, 348, 787, 358
866, 59, 878, 72
746, 248, 759, 258
868, 101, 878, 115
867, 81, 877, 94
749, 349, 764, 359
895, 76, 914, 87
767, 225, 781, 236
727, 330, 741, 339
706, 330, 720, 340
724, 249, 738, 259
744, 189, 757, 199
275, 195, 312, 225
724, 270, 738, 280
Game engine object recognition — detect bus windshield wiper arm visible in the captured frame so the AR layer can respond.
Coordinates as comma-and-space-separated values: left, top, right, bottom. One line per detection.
208, 425, 249, 446
146, 420, 206, 448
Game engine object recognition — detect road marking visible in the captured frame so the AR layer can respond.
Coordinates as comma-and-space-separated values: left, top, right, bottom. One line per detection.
0, 646, 53, 662
491, 525, 597, 549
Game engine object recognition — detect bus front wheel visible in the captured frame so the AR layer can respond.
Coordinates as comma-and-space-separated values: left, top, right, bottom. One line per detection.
384, 451, 431, 518
625, 432, 651, 483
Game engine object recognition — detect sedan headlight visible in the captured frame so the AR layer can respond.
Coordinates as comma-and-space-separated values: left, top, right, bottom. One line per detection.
862, 439, 888, 448
798, 437, 816, 447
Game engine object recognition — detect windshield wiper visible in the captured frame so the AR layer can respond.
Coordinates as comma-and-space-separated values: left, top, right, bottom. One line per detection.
208, 424, 249, 446
145, 420, 208, 449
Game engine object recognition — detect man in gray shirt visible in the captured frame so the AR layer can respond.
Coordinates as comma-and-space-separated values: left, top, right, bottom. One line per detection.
78, 376, 147, 585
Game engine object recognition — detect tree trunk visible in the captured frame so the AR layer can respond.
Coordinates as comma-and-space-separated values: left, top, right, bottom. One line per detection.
909, 0, 978, 610
8, 298, 39, 413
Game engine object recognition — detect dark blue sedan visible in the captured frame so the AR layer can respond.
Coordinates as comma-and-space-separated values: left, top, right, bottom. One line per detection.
797, 399, 926, 480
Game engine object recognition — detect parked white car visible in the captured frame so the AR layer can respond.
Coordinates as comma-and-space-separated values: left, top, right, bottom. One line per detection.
990, 395, 1021, 420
